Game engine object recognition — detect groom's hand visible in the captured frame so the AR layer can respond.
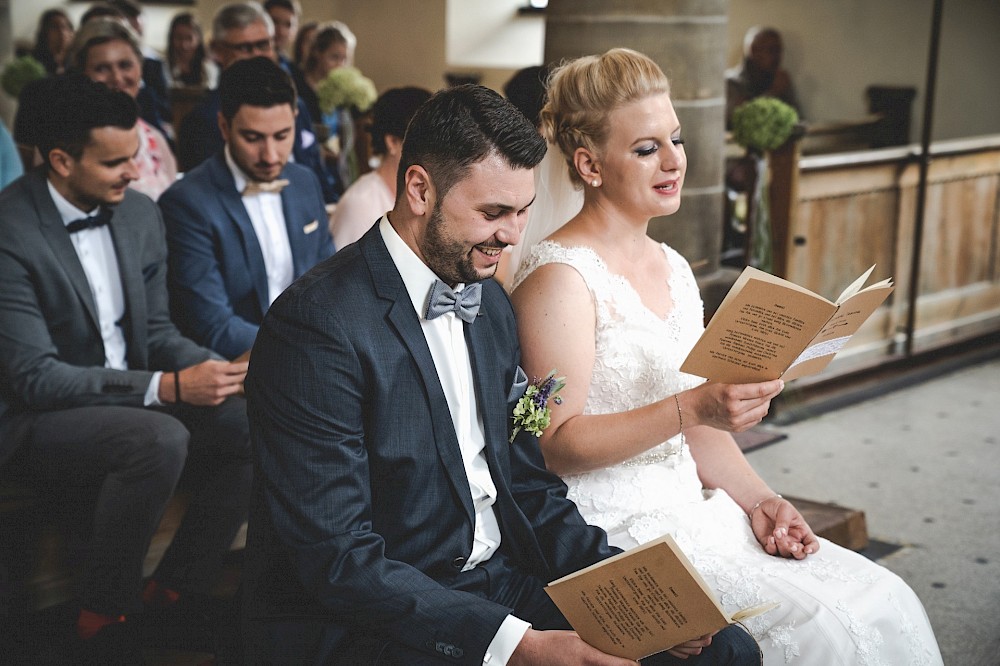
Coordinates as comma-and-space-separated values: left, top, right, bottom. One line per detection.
682, 379, 783, 433
509, 629, 639, 665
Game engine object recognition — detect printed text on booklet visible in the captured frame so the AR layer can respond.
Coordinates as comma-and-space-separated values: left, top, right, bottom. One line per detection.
545, 535, 777, 660
680, 265, 894, 384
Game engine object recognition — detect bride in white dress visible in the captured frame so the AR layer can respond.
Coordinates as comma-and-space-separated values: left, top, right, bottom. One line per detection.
509, 48, 942, 665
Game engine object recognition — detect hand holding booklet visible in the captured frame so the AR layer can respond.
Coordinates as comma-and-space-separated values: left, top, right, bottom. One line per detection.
545, 535, 777, 660
680, 265, 894, 383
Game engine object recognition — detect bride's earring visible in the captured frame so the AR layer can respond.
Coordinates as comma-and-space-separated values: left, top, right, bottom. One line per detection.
591, 179, 600, 187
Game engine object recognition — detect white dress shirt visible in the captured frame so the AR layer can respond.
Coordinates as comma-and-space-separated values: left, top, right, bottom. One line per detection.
379, 217, 530, 665
47, 181, 161, 405
225, 147, 295, 305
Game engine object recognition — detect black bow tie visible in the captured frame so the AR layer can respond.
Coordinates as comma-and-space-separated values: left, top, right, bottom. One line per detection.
425, 280, 482, 324
66, 208, 112, 234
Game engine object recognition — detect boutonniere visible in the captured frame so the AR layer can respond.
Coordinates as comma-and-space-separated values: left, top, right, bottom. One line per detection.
510, 370, 566, 443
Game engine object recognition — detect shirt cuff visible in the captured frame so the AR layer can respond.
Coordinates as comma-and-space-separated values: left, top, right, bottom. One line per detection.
145, 371, 164, 406
483, 615, 531, 665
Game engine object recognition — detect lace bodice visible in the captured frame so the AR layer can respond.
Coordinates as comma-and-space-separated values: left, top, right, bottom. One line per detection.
513, 240, 705, 464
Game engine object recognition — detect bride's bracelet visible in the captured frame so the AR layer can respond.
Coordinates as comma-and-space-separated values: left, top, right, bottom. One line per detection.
673, 394, 685, 446
748, 494, 783, 520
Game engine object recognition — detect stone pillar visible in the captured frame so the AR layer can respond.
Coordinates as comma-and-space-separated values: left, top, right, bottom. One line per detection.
544, 0, 735, 309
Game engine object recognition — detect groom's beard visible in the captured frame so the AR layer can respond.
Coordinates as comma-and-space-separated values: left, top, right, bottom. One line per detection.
422, 202, 500, 285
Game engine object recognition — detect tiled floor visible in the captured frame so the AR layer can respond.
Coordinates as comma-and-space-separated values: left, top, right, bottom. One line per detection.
746, 355, 1000, 666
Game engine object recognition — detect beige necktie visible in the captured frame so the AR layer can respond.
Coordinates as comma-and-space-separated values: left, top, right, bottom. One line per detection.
242, 179, 290, 196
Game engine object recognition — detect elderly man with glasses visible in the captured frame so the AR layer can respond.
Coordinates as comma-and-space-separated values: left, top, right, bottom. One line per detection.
176, 1, 338, 203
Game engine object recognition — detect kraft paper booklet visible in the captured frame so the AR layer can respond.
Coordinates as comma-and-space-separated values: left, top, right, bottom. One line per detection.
545, 535, 778, 660
680, 265, 894, 384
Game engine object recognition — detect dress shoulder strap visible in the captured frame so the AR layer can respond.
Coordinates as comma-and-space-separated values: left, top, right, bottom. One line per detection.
511, 240, 615, 303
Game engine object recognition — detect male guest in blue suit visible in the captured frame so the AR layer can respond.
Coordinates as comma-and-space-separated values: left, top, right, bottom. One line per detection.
0, 76, 251, 663
161, 57, 333, 360
242, 85, 760, 665
175, 1, 338, 202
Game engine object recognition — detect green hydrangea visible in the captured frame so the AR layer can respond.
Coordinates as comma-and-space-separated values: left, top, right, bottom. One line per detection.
1, 56, 47, 99
316, 67, 377, 115
731, 96, 799, 152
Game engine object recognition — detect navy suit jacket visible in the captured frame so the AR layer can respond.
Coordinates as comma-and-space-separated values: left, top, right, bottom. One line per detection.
0, 169, 214, 466
242, 224, 617, 663
160, 153, 334, 360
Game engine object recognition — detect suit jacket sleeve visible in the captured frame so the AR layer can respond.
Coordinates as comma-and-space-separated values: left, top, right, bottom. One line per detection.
141, 199, 219, 370
247, 282, 512, 663
160, 185, 261, 359
0, 193, 209, 412
0, 246, 152, 410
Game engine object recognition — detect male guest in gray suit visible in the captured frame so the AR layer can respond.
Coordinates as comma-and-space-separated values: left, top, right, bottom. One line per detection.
0, 76, 251, 663
242, 85, 760, 665
160, 57, 333, 360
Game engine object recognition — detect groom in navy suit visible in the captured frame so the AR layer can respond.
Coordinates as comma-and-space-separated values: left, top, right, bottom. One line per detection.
242, 85, 760, 664
160, 57, 333, 360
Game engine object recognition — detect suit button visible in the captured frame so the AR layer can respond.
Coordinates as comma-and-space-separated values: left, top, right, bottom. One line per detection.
451, 556, 466, 570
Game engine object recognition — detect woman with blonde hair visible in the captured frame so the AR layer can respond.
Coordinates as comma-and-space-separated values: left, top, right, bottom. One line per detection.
66, 18, 177, 200
510, 48, 942, 664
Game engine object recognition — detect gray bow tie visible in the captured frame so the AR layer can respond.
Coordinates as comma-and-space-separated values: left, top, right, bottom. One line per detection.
425, 280, 482, 323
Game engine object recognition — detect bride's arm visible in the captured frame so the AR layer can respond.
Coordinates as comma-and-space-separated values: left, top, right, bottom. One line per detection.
687, 425, 819, 557
511, 263, 782, 476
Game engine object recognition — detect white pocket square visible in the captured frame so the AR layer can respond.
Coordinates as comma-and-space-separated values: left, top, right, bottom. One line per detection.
303, 220, 319, 234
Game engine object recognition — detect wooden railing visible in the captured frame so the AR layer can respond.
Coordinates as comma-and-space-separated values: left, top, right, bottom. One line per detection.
768, 133, 1000, 377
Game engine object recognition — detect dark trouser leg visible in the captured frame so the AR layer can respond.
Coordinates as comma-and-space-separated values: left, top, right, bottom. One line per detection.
16, 406, 189, 616
152, 395, 252, 594
642, 624, 762, 665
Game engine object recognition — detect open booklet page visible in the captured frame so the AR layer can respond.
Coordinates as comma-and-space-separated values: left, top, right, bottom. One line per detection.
545, 535, 777, 660
680, 266, 893, 383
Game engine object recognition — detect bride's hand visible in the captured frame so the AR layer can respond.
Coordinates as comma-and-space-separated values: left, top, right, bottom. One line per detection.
681, 379, 783, 433
750, 496, 820, 559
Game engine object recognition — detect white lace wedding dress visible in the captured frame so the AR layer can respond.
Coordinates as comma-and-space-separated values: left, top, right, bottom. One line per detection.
512, 241, 942, 665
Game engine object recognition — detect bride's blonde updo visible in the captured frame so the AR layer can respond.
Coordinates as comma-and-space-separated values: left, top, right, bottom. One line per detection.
540, 48, 671, 187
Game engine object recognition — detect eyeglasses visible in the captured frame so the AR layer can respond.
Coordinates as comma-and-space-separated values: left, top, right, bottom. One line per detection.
220, 38, 273, 55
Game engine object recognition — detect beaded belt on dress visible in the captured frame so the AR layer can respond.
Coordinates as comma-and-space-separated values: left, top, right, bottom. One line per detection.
621, 442, 683, 467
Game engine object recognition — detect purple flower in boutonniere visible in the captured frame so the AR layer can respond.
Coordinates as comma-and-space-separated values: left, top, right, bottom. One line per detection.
510, 370, 566, 443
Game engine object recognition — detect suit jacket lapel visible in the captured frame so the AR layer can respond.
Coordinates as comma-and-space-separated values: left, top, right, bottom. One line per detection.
209, 154, 270, 315
29, 172, 100, 333
107, 206, 148, 369
279, 166, 309, 276
465, 309, 512, 479
362, 228, 476, 524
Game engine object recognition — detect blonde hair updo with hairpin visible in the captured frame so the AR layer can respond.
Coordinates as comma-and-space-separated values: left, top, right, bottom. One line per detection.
540, 48, 671, 187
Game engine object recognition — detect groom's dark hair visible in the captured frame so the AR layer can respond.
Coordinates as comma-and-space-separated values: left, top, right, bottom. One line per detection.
397, 84, 546, 201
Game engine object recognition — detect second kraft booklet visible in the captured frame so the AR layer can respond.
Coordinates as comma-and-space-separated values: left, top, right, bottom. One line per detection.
545, 535, 778, 660
679, 265, 894, 384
